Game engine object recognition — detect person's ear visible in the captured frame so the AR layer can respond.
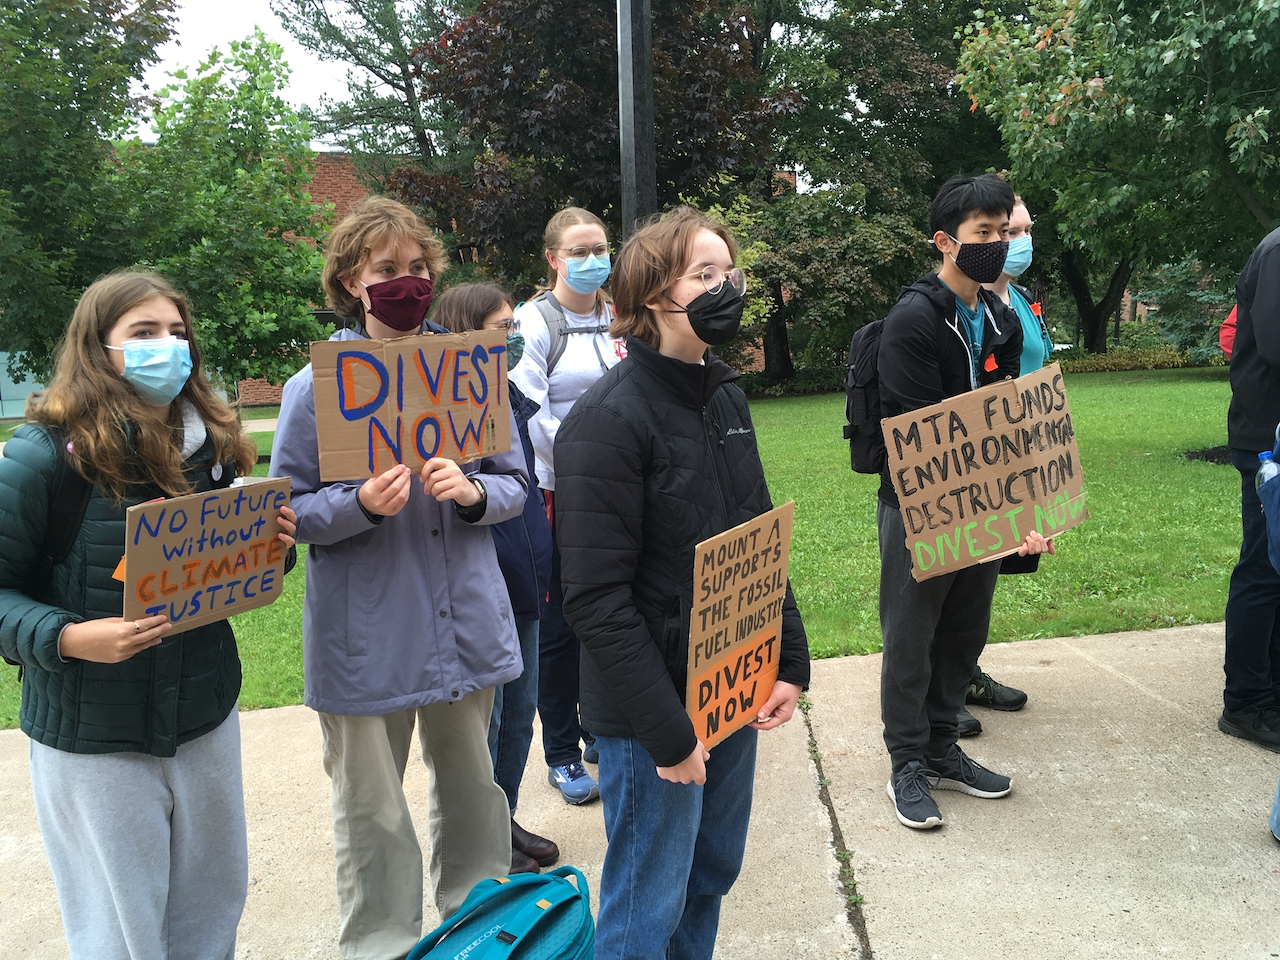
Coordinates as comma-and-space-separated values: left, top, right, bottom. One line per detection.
545, 249, 560, 274
933, 230, 957, 256
341, 274, 364, 300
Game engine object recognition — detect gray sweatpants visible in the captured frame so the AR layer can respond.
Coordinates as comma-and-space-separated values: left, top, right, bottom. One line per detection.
28, 709, 247, 960
878, 500, 1001, 769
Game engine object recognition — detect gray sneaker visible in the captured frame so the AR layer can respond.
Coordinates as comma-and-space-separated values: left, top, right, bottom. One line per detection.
924, 744, 1011, 799
956, 706, 982, 737
886, 760, 943, 829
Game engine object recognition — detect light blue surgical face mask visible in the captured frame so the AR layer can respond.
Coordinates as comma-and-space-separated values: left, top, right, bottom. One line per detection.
1002, 234, 1033, 277
106, 336, 193, 406
562, 253, 611, 294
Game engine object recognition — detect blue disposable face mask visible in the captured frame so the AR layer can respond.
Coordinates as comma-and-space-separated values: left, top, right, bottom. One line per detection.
506, 332, 525, 370
107, 335, 193, 406
1003, 234, 1033, 277
562, 254, 611, 294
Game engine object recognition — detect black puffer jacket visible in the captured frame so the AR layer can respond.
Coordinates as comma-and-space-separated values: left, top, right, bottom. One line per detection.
555, 338, 810, 767
0, 424, 242, 757
878, 272, 1023, 508
1230, 226, 1280, 454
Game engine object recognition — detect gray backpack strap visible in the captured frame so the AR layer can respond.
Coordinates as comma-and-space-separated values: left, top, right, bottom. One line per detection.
534, 292, 571, 378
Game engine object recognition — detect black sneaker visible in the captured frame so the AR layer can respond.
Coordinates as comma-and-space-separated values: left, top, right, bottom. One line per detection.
1217, 704, 1280, 753
886, 760, 943, 829
924, 744, 1012, 798
966, 671, 1028, 711
957, 707, 982, 737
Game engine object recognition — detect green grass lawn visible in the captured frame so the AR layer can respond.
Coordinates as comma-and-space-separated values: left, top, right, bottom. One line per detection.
0, 367, 1241, 724
240, 405, 280, 420
0, 419, 24, 443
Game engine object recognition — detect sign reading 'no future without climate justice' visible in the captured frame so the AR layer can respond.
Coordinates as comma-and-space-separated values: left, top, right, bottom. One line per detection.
882, 362, 1088, 582
311, 330, 512, 481
686, 502, 794, 749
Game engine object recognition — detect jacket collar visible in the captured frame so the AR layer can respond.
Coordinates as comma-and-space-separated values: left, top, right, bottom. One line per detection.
624, 336, 739, 406
904, 272, 1017, 350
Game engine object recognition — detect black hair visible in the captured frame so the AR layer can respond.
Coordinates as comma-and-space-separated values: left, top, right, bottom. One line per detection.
929, 174, 1016, 248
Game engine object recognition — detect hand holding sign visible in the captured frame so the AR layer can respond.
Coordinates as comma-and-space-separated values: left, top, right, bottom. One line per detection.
60, 614, 172, 663
359, 464, 412, 517
749, 679, 804, 731
420, 458, 481, 506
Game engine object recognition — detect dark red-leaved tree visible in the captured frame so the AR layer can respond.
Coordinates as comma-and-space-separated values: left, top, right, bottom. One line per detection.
386, 0, 795, 293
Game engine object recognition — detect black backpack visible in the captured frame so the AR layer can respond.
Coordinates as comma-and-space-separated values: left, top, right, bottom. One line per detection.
842, 319, 887, 474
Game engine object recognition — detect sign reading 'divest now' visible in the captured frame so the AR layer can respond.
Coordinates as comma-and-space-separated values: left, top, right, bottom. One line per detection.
686, 501, 794, 749
123, 478, 292, 635
311, 330, 511, 481
882, 362, 1087, 582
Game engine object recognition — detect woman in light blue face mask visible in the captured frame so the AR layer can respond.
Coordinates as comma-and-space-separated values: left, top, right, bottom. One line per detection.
0, 269, 297, 960
510, 206, 627, 806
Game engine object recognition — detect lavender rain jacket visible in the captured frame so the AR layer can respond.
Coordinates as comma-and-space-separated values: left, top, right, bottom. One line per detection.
270, 328, 528, 716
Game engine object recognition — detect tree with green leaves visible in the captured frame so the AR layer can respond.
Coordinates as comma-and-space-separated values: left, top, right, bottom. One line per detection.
271, 0, 452, 178
116, 31, 331, 391
0, 0, 176, 377
958, 0, 1280, 351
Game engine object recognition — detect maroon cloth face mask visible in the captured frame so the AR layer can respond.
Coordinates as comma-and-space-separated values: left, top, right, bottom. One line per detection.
363, 274, 435, 332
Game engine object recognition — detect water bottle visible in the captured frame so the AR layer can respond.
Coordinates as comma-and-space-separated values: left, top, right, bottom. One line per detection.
1257, 451, 1280, 491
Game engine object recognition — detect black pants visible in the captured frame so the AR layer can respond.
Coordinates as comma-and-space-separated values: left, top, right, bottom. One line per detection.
539, 533, 588, 767
877, 500, 1001, 769
1223, 449, 1280, 711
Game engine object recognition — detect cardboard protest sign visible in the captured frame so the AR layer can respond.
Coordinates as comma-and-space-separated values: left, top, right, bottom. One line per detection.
882, 362, 1087, 582
122, 478, 292, 635
686, 501, 794, 749
311, 329, 511, 481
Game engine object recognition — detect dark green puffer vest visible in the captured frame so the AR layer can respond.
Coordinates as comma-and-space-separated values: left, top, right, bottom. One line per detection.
0, 424, 241, 757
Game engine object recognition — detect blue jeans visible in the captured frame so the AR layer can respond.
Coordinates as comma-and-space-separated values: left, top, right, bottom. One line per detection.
1271, 776, 1280, 842
1224, 450, 1280, 711
539, 535, 588, 766
489, 619, 540, 812
594, 727, 757, 960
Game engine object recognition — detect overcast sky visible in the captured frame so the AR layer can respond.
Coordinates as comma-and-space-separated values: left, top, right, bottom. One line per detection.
138, 0, 357, 143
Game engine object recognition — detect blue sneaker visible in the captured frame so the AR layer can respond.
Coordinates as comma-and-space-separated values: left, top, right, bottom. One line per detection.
582, 740, 599, 764
548, 761, 599, 805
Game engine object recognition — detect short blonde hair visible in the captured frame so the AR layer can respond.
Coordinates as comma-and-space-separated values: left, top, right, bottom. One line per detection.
322, 197, 449, 323
609, 207, 737, 349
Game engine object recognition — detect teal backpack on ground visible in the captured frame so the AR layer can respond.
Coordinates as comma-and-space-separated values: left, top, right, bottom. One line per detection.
407, 865, 594, 960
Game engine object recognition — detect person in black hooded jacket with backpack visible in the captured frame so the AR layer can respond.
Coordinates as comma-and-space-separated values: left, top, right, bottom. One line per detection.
554, 207, 809, 959
877, 174, 1054, 832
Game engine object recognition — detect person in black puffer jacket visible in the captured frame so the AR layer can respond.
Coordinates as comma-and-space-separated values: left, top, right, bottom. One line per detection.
555, 207, 810, 960
0, 270, 296, 960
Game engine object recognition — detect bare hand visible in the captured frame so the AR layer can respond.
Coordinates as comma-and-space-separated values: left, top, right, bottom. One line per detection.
59, 615, 171, 663
276, 505, 297, 547
358, 464, 412, 517
420, 458, 481, 507
1017, 530, 1056, 557
751, 680, 803, 731
657, 741, 710, 785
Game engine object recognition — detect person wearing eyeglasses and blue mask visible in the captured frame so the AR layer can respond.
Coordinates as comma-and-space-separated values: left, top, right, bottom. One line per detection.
943, 197, 1059, 739
511, 207, 627, 807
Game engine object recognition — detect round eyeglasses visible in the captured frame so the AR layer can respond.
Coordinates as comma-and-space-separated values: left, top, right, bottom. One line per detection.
679, 265, 747, 297
556, 244, 611, 264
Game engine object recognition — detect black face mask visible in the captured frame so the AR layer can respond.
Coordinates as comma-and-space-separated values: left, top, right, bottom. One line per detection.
948, 237, 1010, 285
672, 285, 745, 345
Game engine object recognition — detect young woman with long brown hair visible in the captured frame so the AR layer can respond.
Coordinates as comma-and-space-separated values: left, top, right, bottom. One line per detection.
0, 268, 296, 960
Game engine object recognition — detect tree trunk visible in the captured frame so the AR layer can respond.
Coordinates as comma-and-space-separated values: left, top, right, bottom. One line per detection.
1060, 249, 1135, 354
762, 280, 795, 381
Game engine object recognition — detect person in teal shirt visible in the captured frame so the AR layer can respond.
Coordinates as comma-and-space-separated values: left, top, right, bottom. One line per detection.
955, 197, 1053, 737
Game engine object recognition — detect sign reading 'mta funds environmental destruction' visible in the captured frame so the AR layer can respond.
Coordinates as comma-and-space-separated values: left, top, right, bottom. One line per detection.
882, 362, 1087, 582
686, 502, 794, 749
122, 479, 293, 635
311, 330, 512, 482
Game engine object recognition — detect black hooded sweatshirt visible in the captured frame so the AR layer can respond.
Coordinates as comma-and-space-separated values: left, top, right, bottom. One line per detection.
1230, 227, 1280, 455
877, 272, 1023, 508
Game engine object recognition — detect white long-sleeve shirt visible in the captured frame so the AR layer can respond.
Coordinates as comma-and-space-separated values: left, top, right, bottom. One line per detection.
510, 298, 626, 491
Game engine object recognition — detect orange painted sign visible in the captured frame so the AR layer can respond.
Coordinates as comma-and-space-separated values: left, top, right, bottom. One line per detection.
121, 478, 292, 635
686, 502, 794, 749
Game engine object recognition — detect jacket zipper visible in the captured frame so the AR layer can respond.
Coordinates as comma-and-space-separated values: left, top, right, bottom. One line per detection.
701, 405, 732, 527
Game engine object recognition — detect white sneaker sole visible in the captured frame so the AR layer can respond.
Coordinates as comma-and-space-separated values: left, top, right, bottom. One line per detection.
928, 775, 1011, 799
885, 779, 943, 829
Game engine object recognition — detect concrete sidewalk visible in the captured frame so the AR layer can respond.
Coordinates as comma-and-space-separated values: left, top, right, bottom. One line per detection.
2, 623, 1279, 958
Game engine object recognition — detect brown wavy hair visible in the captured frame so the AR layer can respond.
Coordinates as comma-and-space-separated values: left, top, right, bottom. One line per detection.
609, 207, 738, 348
322, 197, 450, 325
431, 283, 514, 334
27, 270, 256, 500
541, 206, 612, 315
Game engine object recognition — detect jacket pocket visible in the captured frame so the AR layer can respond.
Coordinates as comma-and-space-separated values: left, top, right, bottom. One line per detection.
345, 563, 374, 658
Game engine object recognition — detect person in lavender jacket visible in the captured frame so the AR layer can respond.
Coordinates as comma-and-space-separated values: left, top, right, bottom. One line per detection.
270, 198, 527, 960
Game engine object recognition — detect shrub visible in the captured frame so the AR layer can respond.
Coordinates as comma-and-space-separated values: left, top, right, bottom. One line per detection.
735, 365, 845, 397
1058, 344, 1186, 373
